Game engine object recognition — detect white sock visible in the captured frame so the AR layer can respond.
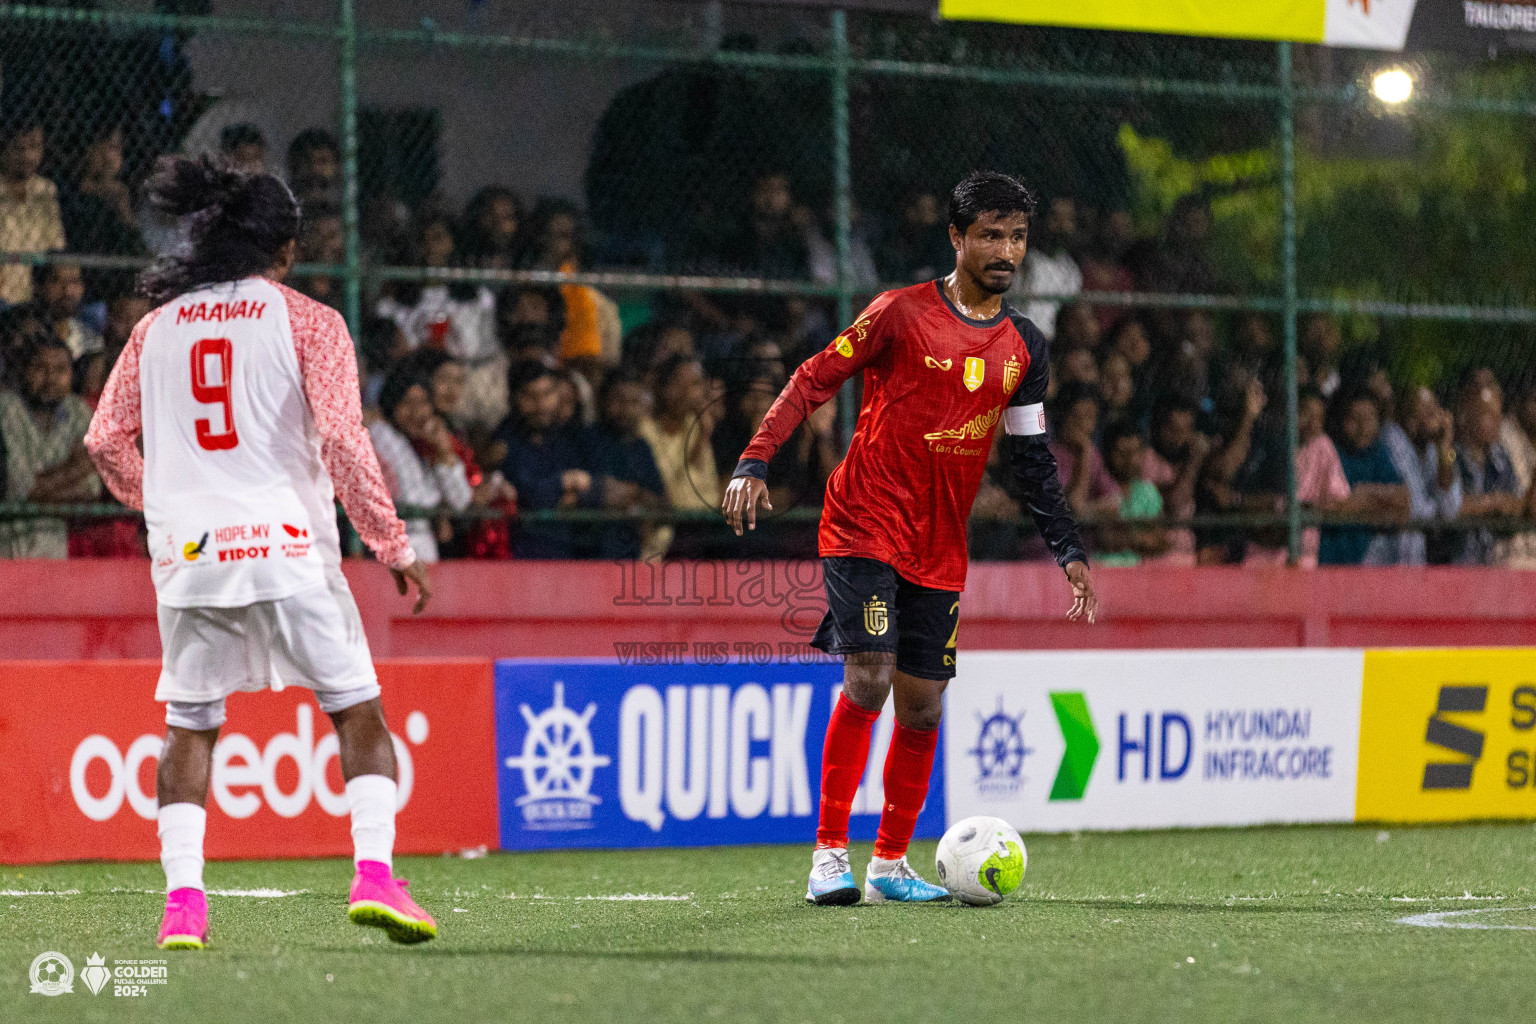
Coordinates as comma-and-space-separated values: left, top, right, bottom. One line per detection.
868, 855, 905, 876
158, 803, 206, 893
346, 775, 397, 869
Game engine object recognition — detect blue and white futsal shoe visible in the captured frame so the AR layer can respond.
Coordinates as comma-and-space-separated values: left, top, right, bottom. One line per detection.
805, 847, 860, 906
863, 855, 952, 904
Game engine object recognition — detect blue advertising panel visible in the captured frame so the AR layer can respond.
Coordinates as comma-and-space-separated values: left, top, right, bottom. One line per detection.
494, 659, 946, 850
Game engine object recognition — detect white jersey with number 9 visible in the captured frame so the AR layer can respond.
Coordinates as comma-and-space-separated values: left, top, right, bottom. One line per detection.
139, 277, 336, 608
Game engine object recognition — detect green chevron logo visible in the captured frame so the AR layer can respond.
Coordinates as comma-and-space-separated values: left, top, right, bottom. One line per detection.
1048, 691, 1100, 801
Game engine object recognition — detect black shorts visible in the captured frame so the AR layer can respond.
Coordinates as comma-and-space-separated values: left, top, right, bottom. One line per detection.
811, 556, 960, 681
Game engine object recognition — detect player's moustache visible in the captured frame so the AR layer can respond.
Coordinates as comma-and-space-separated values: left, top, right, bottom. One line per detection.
985, 261, 1016, 272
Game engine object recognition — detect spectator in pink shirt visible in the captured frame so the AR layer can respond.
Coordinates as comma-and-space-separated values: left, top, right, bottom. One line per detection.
1049, 382, 1122, 518
1244, 387, 1349, 567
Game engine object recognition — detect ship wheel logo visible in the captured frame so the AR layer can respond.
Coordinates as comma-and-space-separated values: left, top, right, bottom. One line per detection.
969, 698, 1033, 784
505, 681, 612, 831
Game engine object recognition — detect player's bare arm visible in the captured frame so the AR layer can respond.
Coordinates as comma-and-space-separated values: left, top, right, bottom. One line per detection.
1065, 559, 1098, 624
722, 474, 772, 535
392, 559, 433, 615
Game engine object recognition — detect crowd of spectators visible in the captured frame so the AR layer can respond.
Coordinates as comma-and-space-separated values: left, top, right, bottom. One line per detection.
5, 112, 1536, 569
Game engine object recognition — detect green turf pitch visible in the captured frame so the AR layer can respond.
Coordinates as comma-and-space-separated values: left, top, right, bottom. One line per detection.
4, 824, 1535, 1023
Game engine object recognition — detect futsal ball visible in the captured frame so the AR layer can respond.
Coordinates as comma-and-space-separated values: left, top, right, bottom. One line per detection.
935, 815, 1027, 906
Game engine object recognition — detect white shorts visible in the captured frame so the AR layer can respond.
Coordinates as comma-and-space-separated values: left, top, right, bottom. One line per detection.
156, 566, 379, 711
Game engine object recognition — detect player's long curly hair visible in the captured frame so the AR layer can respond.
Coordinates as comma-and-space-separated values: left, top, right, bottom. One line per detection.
138, 155, 302, 304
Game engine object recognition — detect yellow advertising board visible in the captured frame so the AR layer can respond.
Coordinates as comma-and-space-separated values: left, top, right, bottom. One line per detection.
937, 0, 1418, 50
938, 0, 1323, 42
1357, 649, 1536, 823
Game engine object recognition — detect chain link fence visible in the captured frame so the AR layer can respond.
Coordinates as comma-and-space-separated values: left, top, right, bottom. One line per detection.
4, 1, 1536, 567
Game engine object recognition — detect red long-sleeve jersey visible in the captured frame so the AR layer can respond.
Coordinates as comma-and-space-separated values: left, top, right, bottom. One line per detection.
737, 280, 1054, 591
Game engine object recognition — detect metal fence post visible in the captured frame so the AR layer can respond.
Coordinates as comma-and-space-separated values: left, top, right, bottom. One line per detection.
1278, 41, 1301, 565
831, 8, 856, 445
339, 0, 362, 337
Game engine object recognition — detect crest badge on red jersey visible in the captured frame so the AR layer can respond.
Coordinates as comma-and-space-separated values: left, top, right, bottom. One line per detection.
963, 356, 985, 392
1003, 356, 1021, 392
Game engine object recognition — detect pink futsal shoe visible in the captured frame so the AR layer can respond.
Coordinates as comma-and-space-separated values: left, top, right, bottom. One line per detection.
347, 860, 437, 944
157, 887, 209, 950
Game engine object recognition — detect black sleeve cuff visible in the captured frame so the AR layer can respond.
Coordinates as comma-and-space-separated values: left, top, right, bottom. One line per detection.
1004, 435, 1089, 573
732, 458, 768, 481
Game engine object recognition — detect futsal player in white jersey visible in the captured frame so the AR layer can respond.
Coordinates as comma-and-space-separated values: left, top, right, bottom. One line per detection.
85, 156, 438, 949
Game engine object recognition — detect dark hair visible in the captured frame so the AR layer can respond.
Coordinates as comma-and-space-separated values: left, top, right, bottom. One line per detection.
464, 186, 525, 259
620, 317, 689, 373
598, 367, 644, 405
398, 347, 457, 382
496, 284, 567, 344
0, 114, 43, 152
508, 359, 559, 401
520, 197, 584, 267
1052, 380, 1101, 418
358, 314, 402, 370
31, 259, 80, 292
137, 155, 301, 303
1326, 384, 1379, 443
1151, 396, 1200, 433
220, 123, 266, 153
1100, 419, 1144, 455
287, 128, 339, 168
948, 171, 1037, 235
653, 352, 702, 396
1105, 313, 1151, 353
19, 335, 73, 374
378, 370, 431, 423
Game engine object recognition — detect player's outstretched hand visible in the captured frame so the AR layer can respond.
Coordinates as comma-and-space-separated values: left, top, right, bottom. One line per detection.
1065, 560, 1098, 624
721, 476, 772, 536
392, 559, 432, 615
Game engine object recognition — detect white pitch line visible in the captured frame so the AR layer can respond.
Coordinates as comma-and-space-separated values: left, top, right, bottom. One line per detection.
502, 893, 694, 902
0, 889, 80, 896
1396, 905, 1536, 931
1390, 894, 1505, 903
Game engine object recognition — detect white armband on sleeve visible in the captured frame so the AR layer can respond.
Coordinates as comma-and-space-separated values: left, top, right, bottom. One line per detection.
1003, 403, 1047, 436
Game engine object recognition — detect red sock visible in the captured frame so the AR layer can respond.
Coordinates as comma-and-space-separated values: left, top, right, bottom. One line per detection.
816, 693, 881, 849
873, 722, 939, 860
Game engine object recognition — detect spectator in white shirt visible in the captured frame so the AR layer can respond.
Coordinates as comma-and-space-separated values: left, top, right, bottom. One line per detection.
367, 370, 473, 563
1011, 196, 1082, 340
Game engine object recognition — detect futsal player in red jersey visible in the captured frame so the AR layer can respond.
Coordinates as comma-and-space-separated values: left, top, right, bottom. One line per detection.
722, 171, 1098, 904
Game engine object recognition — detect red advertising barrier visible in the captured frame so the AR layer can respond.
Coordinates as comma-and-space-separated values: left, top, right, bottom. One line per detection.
0, 660, 498, 864
3, 560, 1536, 659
